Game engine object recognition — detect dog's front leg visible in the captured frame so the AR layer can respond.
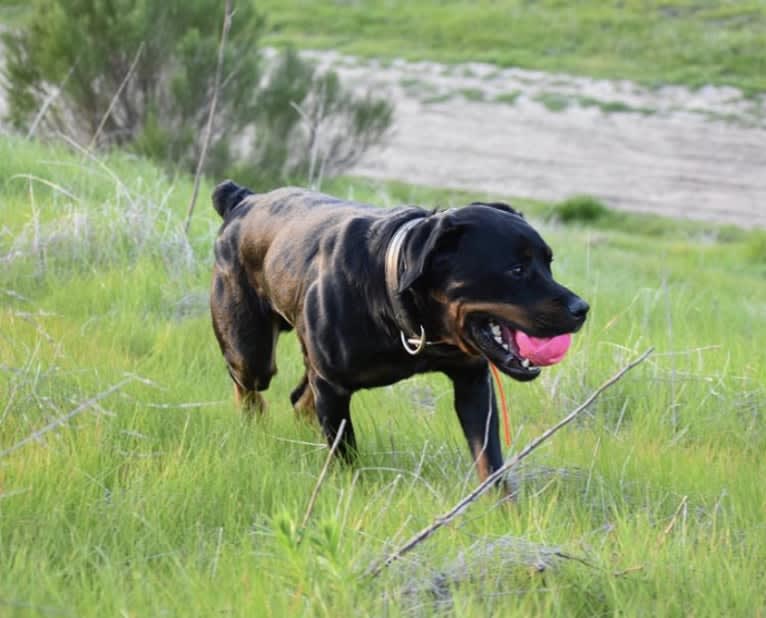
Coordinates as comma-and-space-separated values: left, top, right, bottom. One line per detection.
310, 374, 357, 462
450, 365, 505, 486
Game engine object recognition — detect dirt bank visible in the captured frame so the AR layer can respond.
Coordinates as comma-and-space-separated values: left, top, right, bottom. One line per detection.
307, 51, 766, 228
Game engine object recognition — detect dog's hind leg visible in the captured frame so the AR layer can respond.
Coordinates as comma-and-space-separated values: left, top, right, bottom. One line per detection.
290, 340, 317, 421
233, 382, 266, 418
290, 372, 316, 421
211, 266, 281, 418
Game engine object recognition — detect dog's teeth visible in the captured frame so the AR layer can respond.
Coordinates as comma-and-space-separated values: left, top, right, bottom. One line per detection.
521, 358, 530, 368
491, 324, 501, 337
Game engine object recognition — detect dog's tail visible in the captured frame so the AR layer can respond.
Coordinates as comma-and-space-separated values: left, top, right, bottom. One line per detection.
212, 180, 253, 219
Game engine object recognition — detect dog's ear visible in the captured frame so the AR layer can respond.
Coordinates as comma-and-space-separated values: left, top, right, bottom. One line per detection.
398, 214, 464, 293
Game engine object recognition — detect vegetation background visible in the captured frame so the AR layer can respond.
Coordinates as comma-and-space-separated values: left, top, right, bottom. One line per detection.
1, 1, 765, 616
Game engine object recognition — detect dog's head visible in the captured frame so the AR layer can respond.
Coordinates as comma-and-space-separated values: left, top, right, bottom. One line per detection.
399, 203, 588, 381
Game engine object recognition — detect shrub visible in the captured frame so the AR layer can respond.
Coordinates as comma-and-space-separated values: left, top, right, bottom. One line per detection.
242, 48, 394, 187
551, 195, 610, 224
2, 0, 393, 186
745, 231, 766, 264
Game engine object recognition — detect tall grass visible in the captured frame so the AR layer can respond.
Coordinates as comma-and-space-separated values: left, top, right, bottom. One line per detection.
1, 136, 765, 615
259, 0, 766, 94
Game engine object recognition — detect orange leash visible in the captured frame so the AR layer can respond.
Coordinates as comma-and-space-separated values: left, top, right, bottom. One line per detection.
489, 363, 512, 447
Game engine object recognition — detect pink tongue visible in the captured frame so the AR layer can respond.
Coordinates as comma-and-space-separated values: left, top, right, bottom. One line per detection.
513, 331, 572, 366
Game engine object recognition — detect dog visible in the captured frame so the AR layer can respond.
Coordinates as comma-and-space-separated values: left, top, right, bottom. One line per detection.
210, 181, 588, 485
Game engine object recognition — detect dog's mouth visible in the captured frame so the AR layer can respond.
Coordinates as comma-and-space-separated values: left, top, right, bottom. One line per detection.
466, 314, 572, 382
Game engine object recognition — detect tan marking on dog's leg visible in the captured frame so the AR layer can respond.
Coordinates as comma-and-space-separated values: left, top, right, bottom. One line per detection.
470, 437, 518, 501
469, 437, 492, 482
293, 384, 316, 422
234, 383, 266, 419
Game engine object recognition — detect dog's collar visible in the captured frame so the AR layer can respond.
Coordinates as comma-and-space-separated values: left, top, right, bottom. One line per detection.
384, 216, 431, 355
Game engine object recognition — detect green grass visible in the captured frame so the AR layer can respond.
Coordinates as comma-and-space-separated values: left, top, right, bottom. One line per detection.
421, 92, 453, 105
260, 0, 766, 94
576, 96, 655, 116
494, 90, 522, 106
552, 195, 610, 223
457, 87, 485, 101
0, 0, 29, 26
535, 92, 571, 112
2, 135, 766, 615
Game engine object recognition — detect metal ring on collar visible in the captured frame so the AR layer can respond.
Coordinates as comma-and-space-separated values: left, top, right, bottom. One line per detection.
400, 326, 427, 355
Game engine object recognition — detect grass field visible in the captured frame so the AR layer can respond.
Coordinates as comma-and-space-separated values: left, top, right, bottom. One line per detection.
1, 135, 766, 615
3, 1, 765, 94
260, 0, 766, 94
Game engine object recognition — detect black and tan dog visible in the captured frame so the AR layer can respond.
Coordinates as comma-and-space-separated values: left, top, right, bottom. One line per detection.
210, 181, 588, 484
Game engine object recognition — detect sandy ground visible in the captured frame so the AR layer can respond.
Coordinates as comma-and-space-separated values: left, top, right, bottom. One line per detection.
307, 51, 766, 228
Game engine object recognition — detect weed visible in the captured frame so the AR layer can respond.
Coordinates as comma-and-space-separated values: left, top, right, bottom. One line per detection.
745, 230, 766, 263
458, 87, 485, 102
421, 92, 453, 104
576, 96, 655, 115
494, 90, 522, 105
535, 92, 570, 112
399, 76, 422, 90
551, 195, 610, 223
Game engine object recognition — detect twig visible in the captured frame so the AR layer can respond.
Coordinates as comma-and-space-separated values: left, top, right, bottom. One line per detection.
663, 276, 678, 432
145, 400, 227, 409
659, 495, 688, 544
9, 174, 81, 202
613, 565, 644, 577
210, 526, 224, 578
0, 377, 134, 459
183, 0, 233, 235
27, 63, 77, 139
369, 347, 653, 577
298, 418, 346, 542
88, 42, 145, 150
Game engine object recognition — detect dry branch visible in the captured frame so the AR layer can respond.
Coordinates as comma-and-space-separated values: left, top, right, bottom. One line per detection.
659, 494, 688, 544
183, 0, 233, 234
27, 63, 77, 139
369, 347, 653, 577
298, 418, 347, 542
0, 377, 135, 459
88, 42, 145, 150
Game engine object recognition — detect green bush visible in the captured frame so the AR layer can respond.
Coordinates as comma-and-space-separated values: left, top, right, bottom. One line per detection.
551, 195, 610, 224
745, 231, 766, 264
240, 48, 394, 187
1, 0, 393, 185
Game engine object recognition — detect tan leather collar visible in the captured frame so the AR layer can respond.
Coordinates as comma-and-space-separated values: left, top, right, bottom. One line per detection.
384, 216, 429, 354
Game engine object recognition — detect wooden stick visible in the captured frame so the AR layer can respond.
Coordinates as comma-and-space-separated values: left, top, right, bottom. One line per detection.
298, 419, 347, 542
0, 377, 134, 459
369, 348, 653, 576
659, 494, 688, 544
27, 63, 77, 139
183, 0, 233, 235
88, 42, 145, 150
613, 565, 644, 577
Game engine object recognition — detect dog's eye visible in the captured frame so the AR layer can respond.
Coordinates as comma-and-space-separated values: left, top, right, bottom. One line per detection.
509, 265, 525, 278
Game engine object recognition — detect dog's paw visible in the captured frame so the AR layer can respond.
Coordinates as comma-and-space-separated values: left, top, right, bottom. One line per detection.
236, 387, 267, 419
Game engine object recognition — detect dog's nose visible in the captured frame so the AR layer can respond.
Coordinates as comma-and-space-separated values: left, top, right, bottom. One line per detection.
567, 297, 589, 320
